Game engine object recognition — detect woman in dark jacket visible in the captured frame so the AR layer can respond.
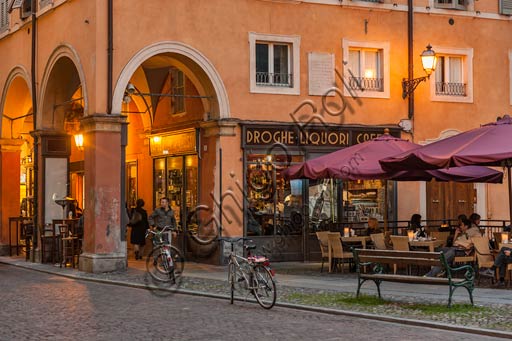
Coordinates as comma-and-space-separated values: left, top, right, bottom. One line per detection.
129, 198, 149, 260
410, 213, 427, 238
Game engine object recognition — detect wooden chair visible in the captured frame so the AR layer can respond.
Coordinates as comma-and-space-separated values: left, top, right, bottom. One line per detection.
59, 224, 79, 268
390, 235, 410, 274
370, 233, 387, 250
431, 231, 450, 247
40, 223, 59, 264
316, 231, 330, 273
472, 236, 495, 284
327, 233, 353, 273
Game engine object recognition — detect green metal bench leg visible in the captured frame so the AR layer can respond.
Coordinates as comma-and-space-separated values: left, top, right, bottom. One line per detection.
464, 285, 474, 305
375, 280, 382, 299
356, 278, 362, 298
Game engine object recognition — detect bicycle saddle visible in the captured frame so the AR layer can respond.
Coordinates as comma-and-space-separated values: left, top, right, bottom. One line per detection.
245, 244, 257, 250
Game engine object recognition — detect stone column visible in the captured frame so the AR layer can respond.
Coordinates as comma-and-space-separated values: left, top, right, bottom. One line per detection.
0, 139, 24, 255
79, 114, 127, 273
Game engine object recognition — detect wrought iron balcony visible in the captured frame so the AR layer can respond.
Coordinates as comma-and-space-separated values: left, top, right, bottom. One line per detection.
349, 77, 384, 92
435, 82, 466, 96
256, 72, 292, 87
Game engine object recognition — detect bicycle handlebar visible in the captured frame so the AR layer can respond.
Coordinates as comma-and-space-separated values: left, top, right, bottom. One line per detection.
145, 225, 175, 238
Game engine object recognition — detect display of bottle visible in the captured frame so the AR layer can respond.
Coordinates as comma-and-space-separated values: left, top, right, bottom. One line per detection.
312, 191, 325, 220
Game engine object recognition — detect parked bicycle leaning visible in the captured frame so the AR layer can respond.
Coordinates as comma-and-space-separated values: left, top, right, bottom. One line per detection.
145, 225, 184, 284
219, 237, 276, 309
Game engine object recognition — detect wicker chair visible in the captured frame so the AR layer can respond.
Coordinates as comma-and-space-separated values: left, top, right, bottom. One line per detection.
472, 236, 495, 284
370, 233, 387, 250
327, 232, 353, 273
390, 236, 410, 274
316, 231, 330, 272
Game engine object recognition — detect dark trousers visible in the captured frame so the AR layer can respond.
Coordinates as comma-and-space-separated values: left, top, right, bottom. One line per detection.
426, 247, 466, 277
494, 247, 512, 279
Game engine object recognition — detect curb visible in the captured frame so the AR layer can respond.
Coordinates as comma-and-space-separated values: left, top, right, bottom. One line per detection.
2, 260, 511, 339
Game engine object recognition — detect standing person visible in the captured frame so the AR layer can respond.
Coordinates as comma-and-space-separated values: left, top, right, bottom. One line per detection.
129, 199, 149, 260
148, 197, 177, 243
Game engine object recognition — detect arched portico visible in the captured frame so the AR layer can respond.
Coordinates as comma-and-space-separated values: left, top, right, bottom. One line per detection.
112, 41, 230, 119
0, 66, 33, 255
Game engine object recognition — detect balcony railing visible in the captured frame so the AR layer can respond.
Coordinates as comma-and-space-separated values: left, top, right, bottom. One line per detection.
256, 72, 292, 87
435, 82, 466, 96
348, 77, 384, 92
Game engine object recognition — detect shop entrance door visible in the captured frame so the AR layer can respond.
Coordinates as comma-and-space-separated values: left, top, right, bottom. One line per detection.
154, 155, 199, 253
426, 181, 475, 223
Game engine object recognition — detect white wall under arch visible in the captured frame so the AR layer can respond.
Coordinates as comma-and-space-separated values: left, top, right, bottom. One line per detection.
112, 41, 230, 119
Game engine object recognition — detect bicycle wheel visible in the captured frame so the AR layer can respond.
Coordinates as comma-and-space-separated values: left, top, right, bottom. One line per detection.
146, 246, 184, 283
252, 264, 276, 309
228, 262, 236, 304
169, 246, 185, 283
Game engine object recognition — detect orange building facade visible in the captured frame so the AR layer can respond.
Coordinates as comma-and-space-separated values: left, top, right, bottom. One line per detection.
1, 0, 511, 270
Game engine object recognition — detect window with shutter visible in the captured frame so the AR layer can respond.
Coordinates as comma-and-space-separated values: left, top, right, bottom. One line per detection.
500, 0, 512, 15
0, 0, 8, 32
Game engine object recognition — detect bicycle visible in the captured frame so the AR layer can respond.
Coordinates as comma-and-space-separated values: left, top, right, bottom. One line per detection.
219, 237, 276, 309
145, 225, 184, 284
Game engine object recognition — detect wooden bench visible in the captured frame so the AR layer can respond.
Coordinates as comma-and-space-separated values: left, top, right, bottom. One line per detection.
352, 249, 475, 307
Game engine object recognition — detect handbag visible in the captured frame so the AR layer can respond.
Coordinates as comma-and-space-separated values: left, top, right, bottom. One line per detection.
129, 209, 142, 225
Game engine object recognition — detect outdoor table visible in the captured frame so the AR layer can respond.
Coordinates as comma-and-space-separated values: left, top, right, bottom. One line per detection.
409, 239, 445, 252
341, 236, 371, 249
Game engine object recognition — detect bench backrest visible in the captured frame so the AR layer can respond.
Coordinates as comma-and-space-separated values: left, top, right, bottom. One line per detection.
354, 248, 444, 267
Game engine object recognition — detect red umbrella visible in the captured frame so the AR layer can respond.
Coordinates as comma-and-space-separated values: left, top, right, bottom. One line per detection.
380, 115, 512, 219
284, 133, 502, 183
284, 131, 502, 229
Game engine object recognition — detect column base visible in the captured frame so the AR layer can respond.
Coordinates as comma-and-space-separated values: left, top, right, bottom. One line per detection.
0, 244, 9, 256
79, 252, 126, 273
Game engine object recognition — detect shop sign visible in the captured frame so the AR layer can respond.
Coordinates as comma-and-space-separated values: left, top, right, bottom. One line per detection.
243, 125, 400, 148
150, 129, 197, 156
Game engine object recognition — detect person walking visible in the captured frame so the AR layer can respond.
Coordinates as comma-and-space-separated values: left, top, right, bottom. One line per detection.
148, 197, 177, 243
129, 198, 149, 260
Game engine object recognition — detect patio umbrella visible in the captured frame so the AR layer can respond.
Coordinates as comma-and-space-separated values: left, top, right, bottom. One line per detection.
380, 115, 512, 219
284, 133, 502, 183
283, 132, 503, 228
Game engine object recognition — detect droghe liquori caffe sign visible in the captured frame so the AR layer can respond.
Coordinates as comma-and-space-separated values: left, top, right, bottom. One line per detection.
242, 125, 400, 148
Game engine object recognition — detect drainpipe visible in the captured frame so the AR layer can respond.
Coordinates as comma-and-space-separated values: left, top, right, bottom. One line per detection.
107, 0, 113, 115
30, 0, 38, 261
407, 0, 414, 120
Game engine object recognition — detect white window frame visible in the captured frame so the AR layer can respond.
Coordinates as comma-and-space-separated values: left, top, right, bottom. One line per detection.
342, 39, 390, 99
249, 32, 300, 95
429, 46, 473, 103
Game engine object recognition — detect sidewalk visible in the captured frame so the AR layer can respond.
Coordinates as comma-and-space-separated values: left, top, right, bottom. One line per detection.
1, 256, 511, 306
1, 256, 512, 338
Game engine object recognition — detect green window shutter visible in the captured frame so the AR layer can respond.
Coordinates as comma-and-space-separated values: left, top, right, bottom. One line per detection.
500, 0, 512, 15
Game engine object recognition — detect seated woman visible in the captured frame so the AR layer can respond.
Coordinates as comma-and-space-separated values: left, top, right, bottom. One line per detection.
409, 213, 427, 238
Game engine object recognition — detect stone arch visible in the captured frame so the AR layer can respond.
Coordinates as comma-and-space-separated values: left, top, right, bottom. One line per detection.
112, 41, 230, 120
38, 44, 88, 130
0, 65, 33, 138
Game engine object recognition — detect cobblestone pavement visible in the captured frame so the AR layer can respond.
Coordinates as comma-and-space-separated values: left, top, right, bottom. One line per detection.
0, 264, 505, 341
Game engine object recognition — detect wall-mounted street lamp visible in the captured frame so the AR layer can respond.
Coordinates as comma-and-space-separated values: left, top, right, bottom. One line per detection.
74, 133, 84, 151
402, 45, 437, 99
